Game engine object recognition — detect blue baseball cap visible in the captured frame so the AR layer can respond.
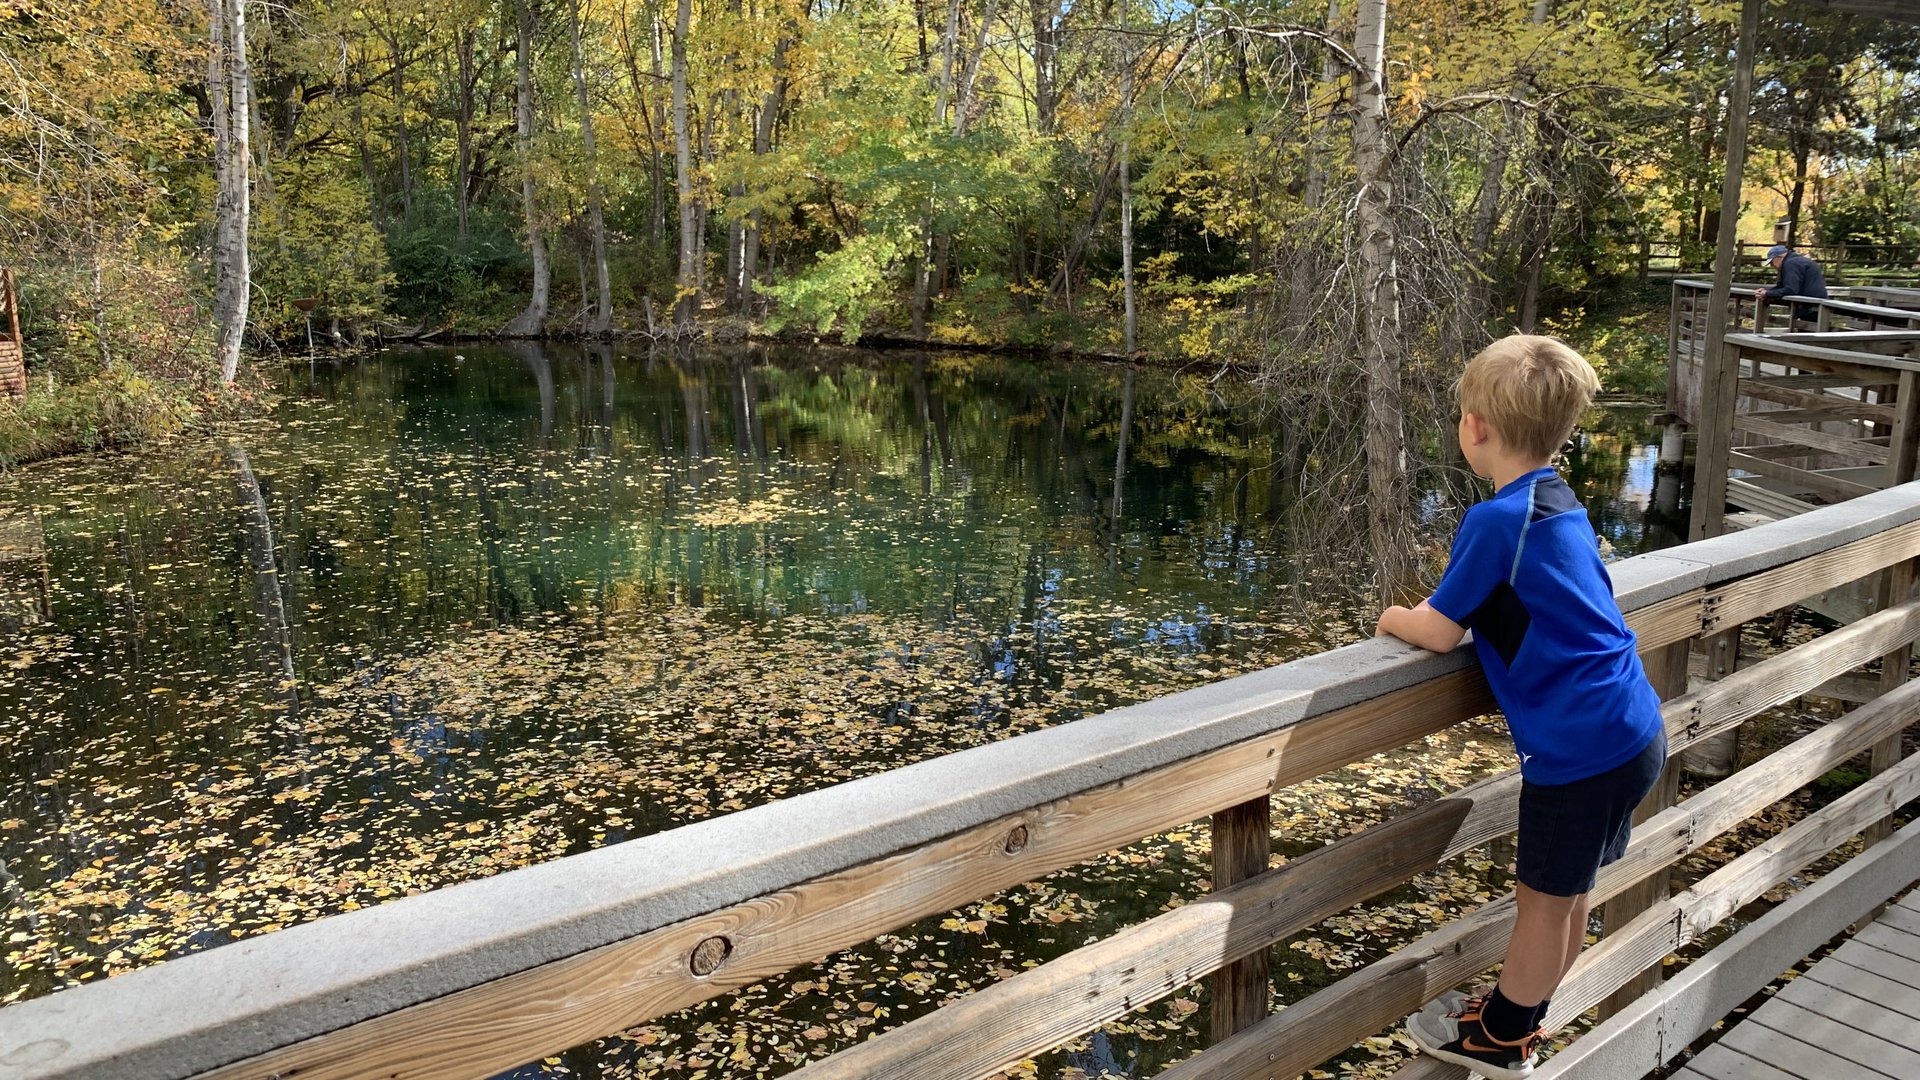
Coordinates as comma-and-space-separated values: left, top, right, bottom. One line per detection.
1766, 244, 1790, 260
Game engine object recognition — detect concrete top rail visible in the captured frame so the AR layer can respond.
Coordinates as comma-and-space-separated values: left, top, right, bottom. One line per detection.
10, 483, 1920, 1080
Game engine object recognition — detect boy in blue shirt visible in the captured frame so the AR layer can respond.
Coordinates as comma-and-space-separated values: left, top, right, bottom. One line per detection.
1377, 335, 1666, 1079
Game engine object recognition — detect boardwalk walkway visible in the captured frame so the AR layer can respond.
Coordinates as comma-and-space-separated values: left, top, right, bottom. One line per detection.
1671, 891, 1920, 1080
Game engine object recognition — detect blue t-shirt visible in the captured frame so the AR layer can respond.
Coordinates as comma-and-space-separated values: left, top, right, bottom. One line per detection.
1427, 467, 1663, 785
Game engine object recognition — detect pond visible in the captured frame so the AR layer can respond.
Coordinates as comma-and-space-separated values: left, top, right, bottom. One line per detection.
0, 344, 1680, 1076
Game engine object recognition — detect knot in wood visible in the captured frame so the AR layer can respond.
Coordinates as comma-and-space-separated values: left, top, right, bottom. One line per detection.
1003, 824, 1030, 855
689, 935, 732, 977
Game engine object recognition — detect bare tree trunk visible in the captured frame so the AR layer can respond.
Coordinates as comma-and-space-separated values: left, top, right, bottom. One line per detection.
504, 0, 551, 337
1786, 142, 1811, 248
1028, 0, 1063, 136
209, 0, 251, 384
570, 0, 613, 335
388, 30, 413, 223
726, 182, 746, 311
912, 0, 964, 339
456, 30, 476, 241
671, 0, 698, 325
1350, 0, 1412, 604
743, 33, 790, 313
1118, 5, 1135, 356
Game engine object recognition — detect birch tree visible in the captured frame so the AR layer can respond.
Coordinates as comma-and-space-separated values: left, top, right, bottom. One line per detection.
570, 0, 614, 335
209, 0, 252, 383
671, 0, 699, 325
504, 0, 552, 337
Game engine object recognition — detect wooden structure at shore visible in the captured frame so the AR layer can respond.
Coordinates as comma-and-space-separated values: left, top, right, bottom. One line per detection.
1, 269, 24, 399
3, 486, 1919, 1080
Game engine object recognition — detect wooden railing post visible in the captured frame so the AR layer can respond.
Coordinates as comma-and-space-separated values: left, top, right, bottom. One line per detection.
1598, 637, 1689, 1018
1209, 795, 1273, 1042
1680, 626, 1742, 777
1867, 558, 1915, 845
1888, 370, 1920, 488
1667, 280, 1682, 379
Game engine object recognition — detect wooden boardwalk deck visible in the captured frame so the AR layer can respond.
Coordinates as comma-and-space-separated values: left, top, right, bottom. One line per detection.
1672, 891, 1920, 1080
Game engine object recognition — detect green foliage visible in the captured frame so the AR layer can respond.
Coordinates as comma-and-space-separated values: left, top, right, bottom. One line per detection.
13, 243, 216, 384
0, 366, 253, 469
251, 160, 396, 338
1538, 285, 1672, 398
760, 233, 904, 342
1818, 187, 1920, 259
384, 198, 529, 329
1812, 764, 1870, 803
0, 242, 260, 467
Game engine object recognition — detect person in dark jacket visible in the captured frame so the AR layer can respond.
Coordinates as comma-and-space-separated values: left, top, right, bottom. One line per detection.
1755, 244, 1828, 324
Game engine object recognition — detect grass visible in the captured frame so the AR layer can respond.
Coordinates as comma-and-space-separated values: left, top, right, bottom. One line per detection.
0, 367, 262, 469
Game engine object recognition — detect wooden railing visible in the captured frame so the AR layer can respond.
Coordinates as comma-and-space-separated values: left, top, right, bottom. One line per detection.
1670, 279, 1920, 411
1715, 333, 1920, 526
6, 488, 1920, 1080
1669, 277, 1920, 537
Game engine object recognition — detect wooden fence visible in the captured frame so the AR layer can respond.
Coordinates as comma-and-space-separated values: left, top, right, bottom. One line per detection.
5, 487, 1920, 1080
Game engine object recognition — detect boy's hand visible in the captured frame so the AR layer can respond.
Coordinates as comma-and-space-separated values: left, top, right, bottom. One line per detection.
1375, 600, 1467, 654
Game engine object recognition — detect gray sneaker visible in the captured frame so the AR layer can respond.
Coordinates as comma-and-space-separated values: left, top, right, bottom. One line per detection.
1421, 989, 1474, 1018
1404, 1003, 1541, 1080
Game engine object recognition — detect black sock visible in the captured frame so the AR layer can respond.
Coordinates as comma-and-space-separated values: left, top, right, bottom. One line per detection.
1531, 997, 1552, 1031
1480, 986, 1538, 1043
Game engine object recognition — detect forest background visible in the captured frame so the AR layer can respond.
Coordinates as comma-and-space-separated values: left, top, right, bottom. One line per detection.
3, 1, 1918, 538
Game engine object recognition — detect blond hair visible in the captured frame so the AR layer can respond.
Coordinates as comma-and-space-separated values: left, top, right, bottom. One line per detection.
1457, 335, 1599, 461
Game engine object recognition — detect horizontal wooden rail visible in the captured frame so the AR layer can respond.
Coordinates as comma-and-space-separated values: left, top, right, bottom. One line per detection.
1393, 744, 1920, 1080
1157, 676, 1920, 1080
1735, 377, 1897, 422
1532, 820, 1920, 1079
9, 486, 1920, 1080
780, 595, 1920, 1080
1725, 333, 1920, 375
1733, 414, 1890, 463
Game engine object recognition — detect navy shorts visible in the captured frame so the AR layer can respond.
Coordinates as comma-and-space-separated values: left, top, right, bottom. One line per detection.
1516, 728, 1667, 897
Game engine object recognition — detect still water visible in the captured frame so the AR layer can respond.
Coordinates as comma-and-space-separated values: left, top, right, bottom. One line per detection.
0, 344, 1677, 1075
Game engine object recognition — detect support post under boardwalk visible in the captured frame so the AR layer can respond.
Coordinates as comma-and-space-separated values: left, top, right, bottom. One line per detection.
1687, 0, 1762, 542
1210, 795, 1272, 1042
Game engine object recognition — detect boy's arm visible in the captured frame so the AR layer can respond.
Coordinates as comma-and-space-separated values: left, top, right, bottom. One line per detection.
1375, 598, 1468, 653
